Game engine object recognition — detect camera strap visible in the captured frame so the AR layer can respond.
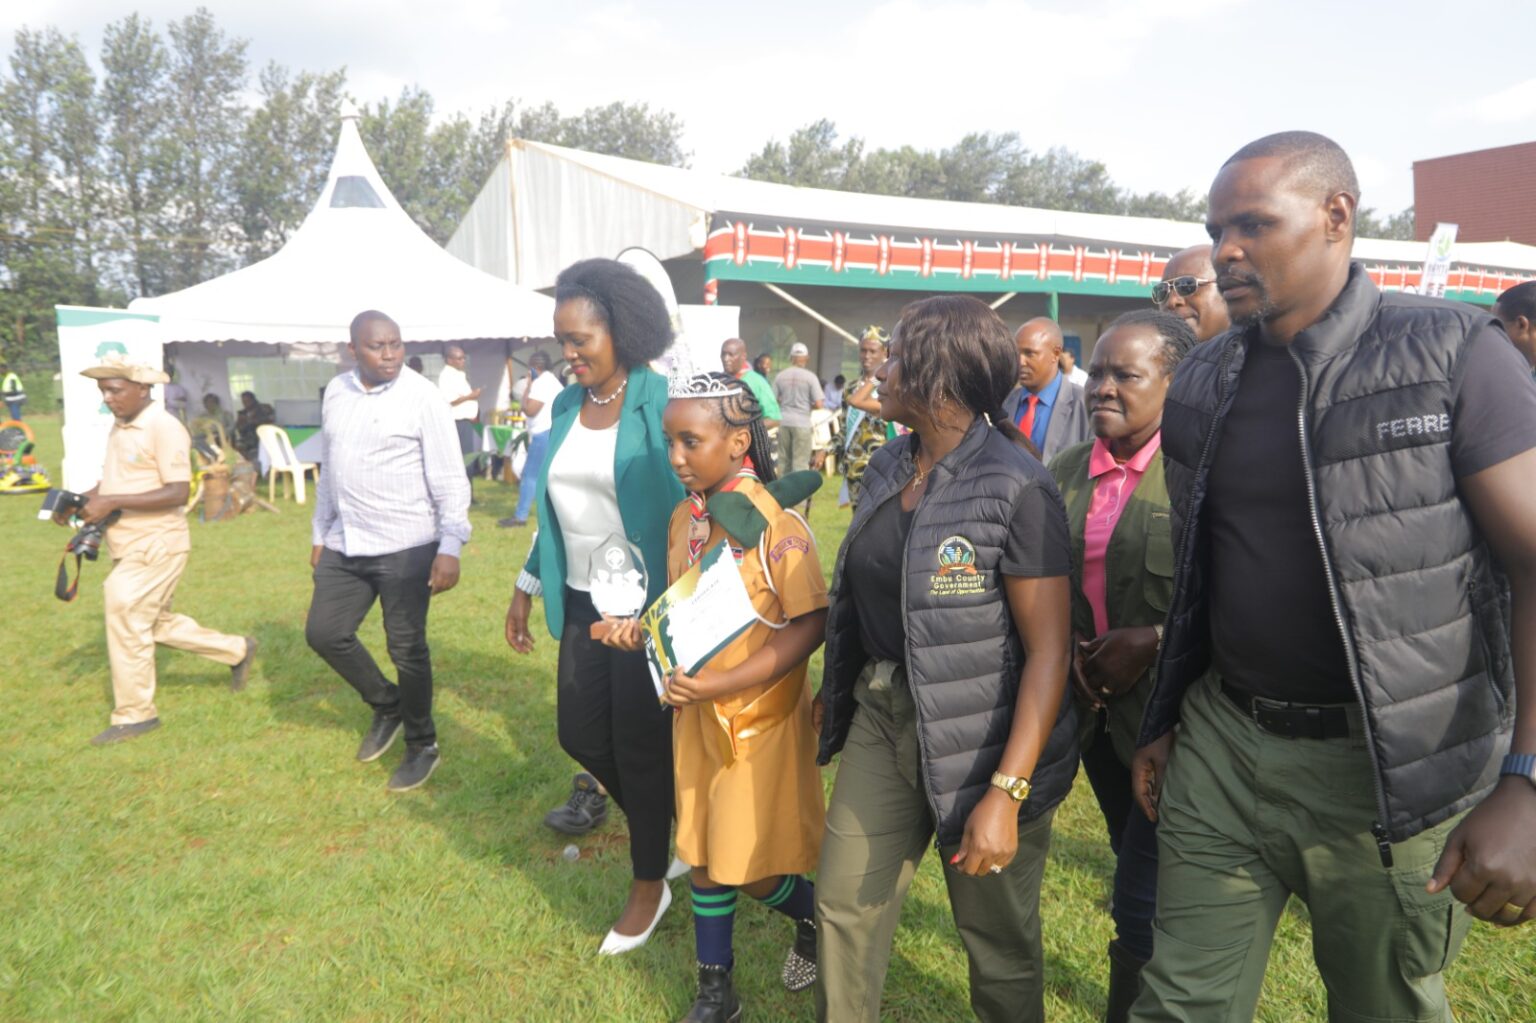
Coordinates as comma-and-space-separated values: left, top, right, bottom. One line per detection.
55, 551, 84, 602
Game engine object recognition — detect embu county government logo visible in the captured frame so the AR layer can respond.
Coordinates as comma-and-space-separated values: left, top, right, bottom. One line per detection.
931, 536, 984, 597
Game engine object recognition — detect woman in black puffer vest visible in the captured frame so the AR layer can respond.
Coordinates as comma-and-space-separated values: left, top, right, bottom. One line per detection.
813, 295, 1078, 1023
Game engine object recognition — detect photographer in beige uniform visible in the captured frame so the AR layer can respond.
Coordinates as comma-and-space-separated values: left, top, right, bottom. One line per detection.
66, 355, 256, 746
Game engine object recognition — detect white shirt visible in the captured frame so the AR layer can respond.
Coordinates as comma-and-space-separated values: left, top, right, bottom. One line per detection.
1066, 365, 1089, 387
546, 417, 623, 592
524, 371, 563, 434
312, 367, 472, 557
437, 363, 478, 421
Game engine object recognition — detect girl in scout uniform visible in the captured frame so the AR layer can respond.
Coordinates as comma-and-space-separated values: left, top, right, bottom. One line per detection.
606, 370, 829, 1023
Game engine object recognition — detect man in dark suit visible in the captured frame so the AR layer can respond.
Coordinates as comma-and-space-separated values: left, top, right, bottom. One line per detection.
1002, 317, 1090, 462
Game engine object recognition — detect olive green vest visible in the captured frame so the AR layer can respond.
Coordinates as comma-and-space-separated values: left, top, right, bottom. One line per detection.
1049, 440, 1173, 764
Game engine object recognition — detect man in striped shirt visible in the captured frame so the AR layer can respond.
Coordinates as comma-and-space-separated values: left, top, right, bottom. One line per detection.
306, 310, 472, 792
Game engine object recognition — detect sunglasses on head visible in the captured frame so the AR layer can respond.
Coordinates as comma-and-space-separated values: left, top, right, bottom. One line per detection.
1152, 275, 1216, 306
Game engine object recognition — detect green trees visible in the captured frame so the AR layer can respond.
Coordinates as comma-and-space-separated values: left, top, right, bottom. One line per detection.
0, 10, 690, 370
738, 120, 1407, 233
738, 120, 1203, 217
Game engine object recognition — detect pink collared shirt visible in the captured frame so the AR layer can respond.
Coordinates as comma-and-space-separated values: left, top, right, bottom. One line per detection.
1082, 431, 1162, 636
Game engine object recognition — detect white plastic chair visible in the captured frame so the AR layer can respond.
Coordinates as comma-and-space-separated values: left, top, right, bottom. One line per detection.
811, 407, 839, 476
255, 424, 319, 504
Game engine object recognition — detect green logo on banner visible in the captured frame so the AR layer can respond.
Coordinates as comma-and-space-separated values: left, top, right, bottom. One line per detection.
93, 341, 130, 413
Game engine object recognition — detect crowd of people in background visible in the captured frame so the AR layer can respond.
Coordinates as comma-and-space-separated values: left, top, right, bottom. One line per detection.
56, 130, 1536, 1023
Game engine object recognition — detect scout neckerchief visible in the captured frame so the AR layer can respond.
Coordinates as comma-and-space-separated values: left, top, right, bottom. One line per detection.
687, 456, 758, 564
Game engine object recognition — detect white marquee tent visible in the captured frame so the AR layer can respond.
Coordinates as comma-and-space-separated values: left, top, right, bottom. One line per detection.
56, 110, 556, 491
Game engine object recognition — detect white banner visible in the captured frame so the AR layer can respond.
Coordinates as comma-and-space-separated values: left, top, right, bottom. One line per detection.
55, 308, 164, 492
1420, 222, 1458, 299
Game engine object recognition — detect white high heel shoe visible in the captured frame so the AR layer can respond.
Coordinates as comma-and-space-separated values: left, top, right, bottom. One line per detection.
597, 880, 672, 956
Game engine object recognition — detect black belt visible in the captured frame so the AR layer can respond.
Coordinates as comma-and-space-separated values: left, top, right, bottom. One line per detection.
1220, 682, 1353, 740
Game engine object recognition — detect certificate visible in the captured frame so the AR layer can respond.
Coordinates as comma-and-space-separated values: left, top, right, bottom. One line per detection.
640, 540, 758, 698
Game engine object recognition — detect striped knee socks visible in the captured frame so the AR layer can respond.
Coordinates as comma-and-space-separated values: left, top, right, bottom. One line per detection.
755, 874, 815, 923
691, 882, 737, 967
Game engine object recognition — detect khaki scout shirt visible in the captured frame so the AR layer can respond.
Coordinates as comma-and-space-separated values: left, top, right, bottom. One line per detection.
100, 401, 192, 558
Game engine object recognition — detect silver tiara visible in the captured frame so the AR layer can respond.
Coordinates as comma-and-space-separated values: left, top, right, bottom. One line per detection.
668, 372, 745, 399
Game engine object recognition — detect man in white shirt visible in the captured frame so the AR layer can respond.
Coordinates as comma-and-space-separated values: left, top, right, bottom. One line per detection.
1060, 347, 1089, 387
500, 350, 563, 528
307, 311, 472, 792
437, 344, 482, 478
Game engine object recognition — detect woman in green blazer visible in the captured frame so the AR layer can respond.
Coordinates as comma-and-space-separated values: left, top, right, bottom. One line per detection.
505, 259, 685, 956
1047, 309, 1195, 1022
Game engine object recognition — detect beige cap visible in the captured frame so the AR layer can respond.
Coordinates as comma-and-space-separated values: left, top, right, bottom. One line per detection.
79, 353, 169, 385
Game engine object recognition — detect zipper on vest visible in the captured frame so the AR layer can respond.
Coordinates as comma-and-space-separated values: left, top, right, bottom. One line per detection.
896, 471, 949, 842
1152, 343, 1240, 725
1289, 350, 1395, 870
1171, 343, 1240, 587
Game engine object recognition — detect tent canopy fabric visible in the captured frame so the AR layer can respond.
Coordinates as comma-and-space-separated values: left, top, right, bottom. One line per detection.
130, 115, 554, 344
448, 139, 1536, 305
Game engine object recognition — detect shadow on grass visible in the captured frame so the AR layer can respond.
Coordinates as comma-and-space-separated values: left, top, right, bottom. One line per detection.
251, 616, 625, 936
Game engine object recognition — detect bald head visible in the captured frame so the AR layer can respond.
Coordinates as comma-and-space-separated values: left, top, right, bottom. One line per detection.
721, 337, 748, 376
1158, 245, 1231, 342
1015, 317, 1064, 392
350, 309, 398, 343
1222, 131, 1359, 210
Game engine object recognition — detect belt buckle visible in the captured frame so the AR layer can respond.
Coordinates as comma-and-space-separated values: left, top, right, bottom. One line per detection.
1250, 695, 1306, 739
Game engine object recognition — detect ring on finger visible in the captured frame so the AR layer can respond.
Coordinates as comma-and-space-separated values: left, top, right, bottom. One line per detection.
1498, 901, 1524, 922
989, 865, 1002, 875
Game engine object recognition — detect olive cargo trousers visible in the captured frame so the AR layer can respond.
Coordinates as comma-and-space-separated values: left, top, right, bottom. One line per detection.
815, 661, 1057, 1023
1131, 676, 1470, 1023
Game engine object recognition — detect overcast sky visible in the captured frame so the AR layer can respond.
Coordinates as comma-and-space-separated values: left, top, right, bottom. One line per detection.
8, 0, 1536, 215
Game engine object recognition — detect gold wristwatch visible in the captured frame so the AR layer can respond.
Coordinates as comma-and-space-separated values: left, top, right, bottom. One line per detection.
990, 771, 1031, 802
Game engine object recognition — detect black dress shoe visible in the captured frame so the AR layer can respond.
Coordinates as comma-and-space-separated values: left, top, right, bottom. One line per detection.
496, 516, 528, 528
356, 708, 403, 762
91, 718, 161, 746
230, 636, 258, 691
388, 743, 440, 792
782, 917, 817, 992
543, 772, 608, 834
680, 962, 741, 1023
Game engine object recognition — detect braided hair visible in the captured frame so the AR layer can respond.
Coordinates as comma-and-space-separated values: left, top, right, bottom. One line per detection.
679, 371, 779, 483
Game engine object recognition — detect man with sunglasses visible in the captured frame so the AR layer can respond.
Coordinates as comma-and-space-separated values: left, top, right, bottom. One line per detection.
1152, 245, 1230, 343
1129, 132, 1536, 1022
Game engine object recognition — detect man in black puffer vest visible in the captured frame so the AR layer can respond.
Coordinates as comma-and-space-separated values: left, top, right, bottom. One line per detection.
1127, 132, 1536, 1023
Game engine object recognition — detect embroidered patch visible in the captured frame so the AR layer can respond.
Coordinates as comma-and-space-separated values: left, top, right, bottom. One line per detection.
770, 536, 809, 562
930, 535, 985, 596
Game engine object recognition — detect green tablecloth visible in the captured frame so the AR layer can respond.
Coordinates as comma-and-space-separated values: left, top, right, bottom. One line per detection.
487, 425, 515, 451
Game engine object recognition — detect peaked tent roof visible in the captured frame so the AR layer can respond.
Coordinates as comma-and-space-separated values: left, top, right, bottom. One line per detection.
448, 139, 1536, 305
130, 114, 553, 344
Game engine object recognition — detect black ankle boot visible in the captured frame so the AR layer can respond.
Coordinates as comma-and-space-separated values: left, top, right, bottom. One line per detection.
781, 917, 816, 992
1105, 939, 1148, 1023
680, 962, 741, 1023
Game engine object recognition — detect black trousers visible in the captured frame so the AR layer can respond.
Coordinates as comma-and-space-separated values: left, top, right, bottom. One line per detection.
305, 542, 439, 745
557, 587, 674, 880
454, 420, 480, 479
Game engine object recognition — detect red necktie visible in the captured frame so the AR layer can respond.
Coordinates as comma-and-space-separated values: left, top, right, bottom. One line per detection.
1019, 394, 1039, 439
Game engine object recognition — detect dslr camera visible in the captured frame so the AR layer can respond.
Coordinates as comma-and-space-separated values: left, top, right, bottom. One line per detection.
40, 488, 120, 561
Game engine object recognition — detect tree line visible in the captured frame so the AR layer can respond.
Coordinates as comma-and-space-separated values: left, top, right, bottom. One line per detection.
0, 8, 1413, 371
0, 9, 685, 369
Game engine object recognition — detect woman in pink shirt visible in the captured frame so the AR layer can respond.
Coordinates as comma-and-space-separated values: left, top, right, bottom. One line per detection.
1046, 309, 1196, 1023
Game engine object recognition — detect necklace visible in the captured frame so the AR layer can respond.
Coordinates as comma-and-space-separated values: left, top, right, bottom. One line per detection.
909, 459, 931, 491
587, 377, 627, 406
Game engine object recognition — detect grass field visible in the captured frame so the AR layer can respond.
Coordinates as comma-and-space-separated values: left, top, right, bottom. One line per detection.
1, 413, 1529, 1022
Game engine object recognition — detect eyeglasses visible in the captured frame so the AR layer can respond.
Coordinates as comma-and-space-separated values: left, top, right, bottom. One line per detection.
1152, 276, 1216, 307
